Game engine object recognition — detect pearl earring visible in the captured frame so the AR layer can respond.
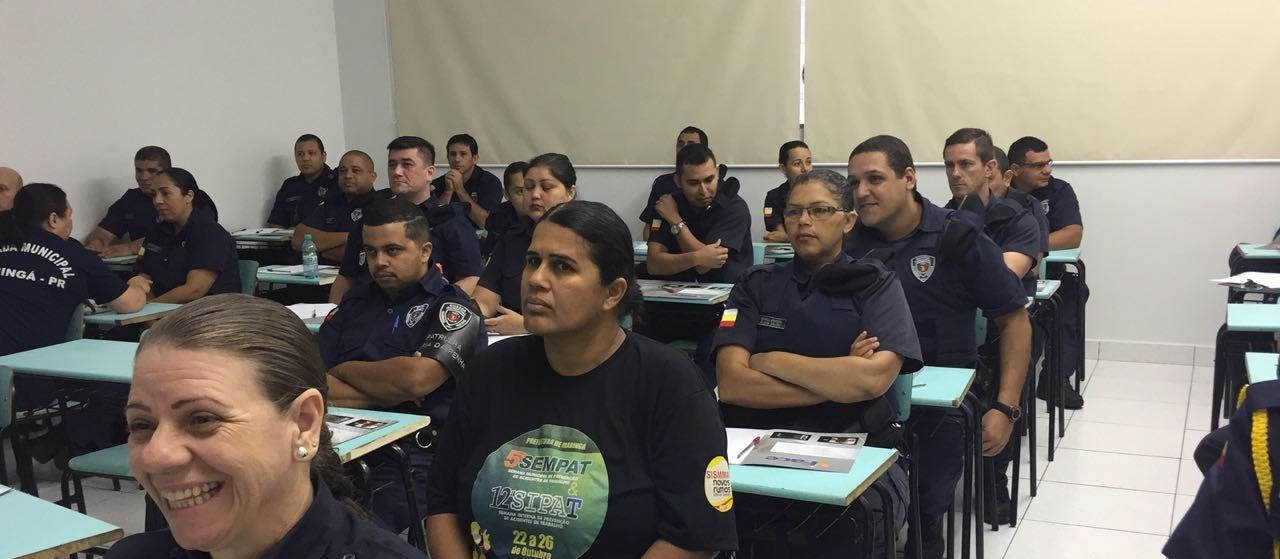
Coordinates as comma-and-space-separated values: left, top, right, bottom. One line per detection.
296, 446, 309, 459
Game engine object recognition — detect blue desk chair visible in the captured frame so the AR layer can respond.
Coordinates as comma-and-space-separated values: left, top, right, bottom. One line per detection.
0, 367, 12, 486
58, 443, 134, 517
238, 259, 259, 295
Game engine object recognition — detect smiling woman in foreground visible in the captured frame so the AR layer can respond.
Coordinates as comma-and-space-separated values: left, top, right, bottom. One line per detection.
105, 294, 421, 558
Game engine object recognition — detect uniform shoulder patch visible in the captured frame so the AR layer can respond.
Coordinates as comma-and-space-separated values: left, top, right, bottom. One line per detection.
440, 301, 475, 332
1040, 199, 1050, 215
910, 254, 936, 283
350, 208, 363, 222
405, 302, 429, 328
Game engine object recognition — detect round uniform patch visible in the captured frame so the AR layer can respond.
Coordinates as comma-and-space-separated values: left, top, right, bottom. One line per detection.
440, 301, 474, 332
704, 456, 733, 512
472, 425, 608, 559
350, 208, 363, 222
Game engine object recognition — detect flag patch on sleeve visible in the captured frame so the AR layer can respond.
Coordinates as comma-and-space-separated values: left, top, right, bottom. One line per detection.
719, 308, 738, 328
763, 207, 773, 219
650, 218, 662, 232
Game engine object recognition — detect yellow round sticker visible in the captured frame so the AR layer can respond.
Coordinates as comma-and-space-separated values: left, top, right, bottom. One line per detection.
704, 456, 733, 512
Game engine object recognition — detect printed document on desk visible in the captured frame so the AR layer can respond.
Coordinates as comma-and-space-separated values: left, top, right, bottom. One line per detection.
730, 428, 866, 473
233, 227, 292, 237
262, 264, 339, 275
326, 412, 392, 445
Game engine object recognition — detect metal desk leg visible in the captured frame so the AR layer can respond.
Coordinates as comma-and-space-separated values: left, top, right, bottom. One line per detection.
1075, 261, 1087, 389
960, 401, 973, 559
869, 482, 897, 559
1211, 324, 1227, 430
908, 430, 924, 559
387, 443, 427, 551
965, 395, 985, 559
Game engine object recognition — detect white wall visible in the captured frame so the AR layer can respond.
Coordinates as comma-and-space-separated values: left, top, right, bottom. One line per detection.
0, 1, 348, 237
334, 0, 397, 157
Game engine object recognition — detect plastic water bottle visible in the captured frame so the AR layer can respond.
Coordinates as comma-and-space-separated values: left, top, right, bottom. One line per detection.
302, 233, 319, 279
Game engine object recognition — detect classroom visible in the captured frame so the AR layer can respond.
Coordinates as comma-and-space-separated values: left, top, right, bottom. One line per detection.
3, 1, 1280, 558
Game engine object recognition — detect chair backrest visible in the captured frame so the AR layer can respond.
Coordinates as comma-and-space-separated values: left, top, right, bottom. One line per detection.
0, 367, 13, 431
751, 243, 766, 266
892, 373, 913, 422
64, 303, 86, 341
238, 260, 259, 295
974, 311, 988, 347
1037, 255, 1047, 281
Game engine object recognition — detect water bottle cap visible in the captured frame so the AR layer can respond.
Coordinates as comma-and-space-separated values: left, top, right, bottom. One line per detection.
304, 233, 313, 241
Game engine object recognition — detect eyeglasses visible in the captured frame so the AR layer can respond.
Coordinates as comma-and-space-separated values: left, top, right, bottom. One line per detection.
1018, 160, 1053, 171
783, 205, 845, 221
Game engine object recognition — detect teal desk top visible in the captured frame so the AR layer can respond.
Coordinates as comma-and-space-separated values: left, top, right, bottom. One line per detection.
258, 265, 338, 286
637, 279, 732, 305
84, 302, 181, 326
1045, 248, 1082, 263
0, 339, 137, 383
304, 316, 324, 333
0, 484, 123, 558
329, 407, 432, 463
232, 228, 293, 243
756, 242, 795, 261
730, 445, 899, 506
1034, 279, 1062, 301
1227, 304, 1280, 332
1246, 352, 1279, 384
633, 241, 648, 257
911, 366, 976, 408
1239, 243, 1280, 260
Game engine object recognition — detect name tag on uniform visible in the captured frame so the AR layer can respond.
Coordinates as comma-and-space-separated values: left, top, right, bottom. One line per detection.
758, 315, 787, 330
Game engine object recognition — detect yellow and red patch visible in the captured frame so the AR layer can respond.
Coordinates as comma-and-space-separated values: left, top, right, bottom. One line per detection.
763, 207, 773, 219
719, 308, 738, 328
650, 218, 662, 233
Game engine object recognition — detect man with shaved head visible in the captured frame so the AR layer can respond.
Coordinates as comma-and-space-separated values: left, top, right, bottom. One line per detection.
292, 149, 382, 263
0, 167, 23, 211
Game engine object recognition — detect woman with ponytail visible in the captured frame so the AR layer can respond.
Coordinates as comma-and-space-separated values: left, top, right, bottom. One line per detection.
1, 183, 151, 408
106, 294, 422, 558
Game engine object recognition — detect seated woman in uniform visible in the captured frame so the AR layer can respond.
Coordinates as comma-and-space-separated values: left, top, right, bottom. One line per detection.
133, 168, 240, 303
426, 201, 737, 558
473, 153, 576, 335
106, 294, 420, 558
713, 169, 922, 557
0, 183, 151, 409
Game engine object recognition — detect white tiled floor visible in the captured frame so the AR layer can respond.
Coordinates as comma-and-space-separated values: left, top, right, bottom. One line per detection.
2, 359, 1217, 558
945, 359, 1214, 558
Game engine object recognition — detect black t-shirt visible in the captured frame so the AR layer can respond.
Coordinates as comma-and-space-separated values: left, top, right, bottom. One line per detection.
427, 333, 738, 558
646, 180, 753, 283
97, 188, 220, 241
0, 228, 128, 355
637, 172, 678, 224
136, 208, 241, 298
713, 255, 923, 432
268, 165, 338, 227
478, 218, 532, 310
482, 201, 519, 257
431, 166, 505, 228
338, 194, 483, 285
761, 181, 790, 232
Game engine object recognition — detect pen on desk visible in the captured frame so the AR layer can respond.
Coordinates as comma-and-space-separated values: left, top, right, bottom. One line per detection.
912, 383, 925, 388
736, 436, 762, 459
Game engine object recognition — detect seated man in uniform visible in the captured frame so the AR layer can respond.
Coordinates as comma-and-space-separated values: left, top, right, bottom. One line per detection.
761, 140, 813, 242
0, 166, 22, 211
329, 136, 482, 303
292, 150, 381, 263
480, 161, 528, 258
267, 134, 338, 228
942, 129, 1043, 525
845, 135, 1031, 559
430, 133, 503, 229
638, 126, 707, 240
645, 143, 752, 284
716, 169, 922, 556
1009, 136, 1088, 410
84, 146, 219, 257
319, 196, 485, 535
992, 147, 1049, 268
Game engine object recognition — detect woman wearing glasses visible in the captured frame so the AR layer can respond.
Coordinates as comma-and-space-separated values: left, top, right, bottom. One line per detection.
712, 169, 922, 557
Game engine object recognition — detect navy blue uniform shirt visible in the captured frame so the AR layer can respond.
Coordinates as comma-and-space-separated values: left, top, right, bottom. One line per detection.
136, 208, 240, 298
319, 266, 475, 419
946, 194, 1043, 295
481, 200, 518, 257
646, 179, 753, 284
845, 195, 1026, 367
1027, 176, 1082, 233
478, 217, 532, 311
713, 255, 923, 432
339, 194, 483, 285
637, 172, 678, 224
98, 188, 219, 241
1003, 189, 1050, 256
761, 180, 790, 232
268, 164, 338, 227
430, 165, 503, 227
105, 475, 421, 559
301, 189, 382, 233
0, 228, 128, 355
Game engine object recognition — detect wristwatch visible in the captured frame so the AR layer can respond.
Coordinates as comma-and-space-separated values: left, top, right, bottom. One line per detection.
669, 221, 686, 236
990, 401, 1022, 422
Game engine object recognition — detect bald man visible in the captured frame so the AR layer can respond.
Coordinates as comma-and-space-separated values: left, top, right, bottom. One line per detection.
0, 167, 23, 212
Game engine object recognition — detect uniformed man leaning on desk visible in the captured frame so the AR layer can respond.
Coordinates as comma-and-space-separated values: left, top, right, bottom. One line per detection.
292, 149, 381, 263
317, 196, 485, 535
